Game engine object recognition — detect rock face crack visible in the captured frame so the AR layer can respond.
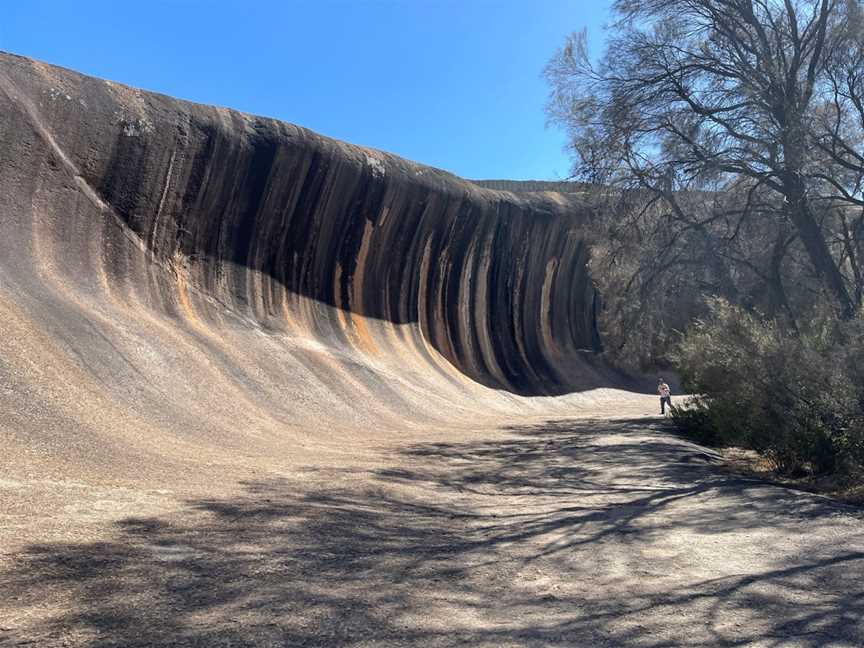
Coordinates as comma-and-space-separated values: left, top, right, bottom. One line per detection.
0, 63, 142, 252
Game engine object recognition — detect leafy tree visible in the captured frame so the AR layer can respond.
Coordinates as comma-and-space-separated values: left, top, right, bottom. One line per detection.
546, 0, 864, 322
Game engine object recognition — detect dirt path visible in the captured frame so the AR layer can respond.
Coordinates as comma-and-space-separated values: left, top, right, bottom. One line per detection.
2, 414, 863, 647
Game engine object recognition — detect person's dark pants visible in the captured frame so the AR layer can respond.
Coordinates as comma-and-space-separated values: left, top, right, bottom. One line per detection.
660, 396, 672, 414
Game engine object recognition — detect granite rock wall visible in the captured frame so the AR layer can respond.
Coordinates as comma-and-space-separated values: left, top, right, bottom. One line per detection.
0, 52, 606, 401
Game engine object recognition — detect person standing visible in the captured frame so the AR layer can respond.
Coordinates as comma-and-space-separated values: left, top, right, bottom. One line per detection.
658, 379, 672, 415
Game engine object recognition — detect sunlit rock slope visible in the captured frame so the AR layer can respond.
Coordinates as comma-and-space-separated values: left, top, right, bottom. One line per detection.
0, 52, 626, 475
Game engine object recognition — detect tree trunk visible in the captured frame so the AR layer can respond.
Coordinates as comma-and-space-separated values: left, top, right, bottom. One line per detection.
784, 176, 856, 319
767, 233, 798, 331
839, 211, 864, 309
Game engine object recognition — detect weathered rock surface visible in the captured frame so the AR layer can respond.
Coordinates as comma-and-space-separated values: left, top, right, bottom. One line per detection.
0, 50, 607, 394
0, 51, 630, 480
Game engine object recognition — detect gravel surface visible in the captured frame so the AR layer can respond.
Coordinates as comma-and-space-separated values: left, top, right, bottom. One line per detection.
2, 412, 862, 647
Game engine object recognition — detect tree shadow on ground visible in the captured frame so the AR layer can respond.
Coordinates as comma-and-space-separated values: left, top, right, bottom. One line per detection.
3, 418, 863, 647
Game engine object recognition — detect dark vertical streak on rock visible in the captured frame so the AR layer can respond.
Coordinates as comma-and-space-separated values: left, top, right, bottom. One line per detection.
0, 53, 609, 396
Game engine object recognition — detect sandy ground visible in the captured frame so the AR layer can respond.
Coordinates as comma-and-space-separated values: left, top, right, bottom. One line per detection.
2, 399, 862, 648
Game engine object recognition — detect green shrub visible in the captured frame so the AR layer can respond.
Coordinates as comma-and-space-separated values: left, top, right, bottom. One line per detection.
671, 299, 864, 480
669, 399, 723, 446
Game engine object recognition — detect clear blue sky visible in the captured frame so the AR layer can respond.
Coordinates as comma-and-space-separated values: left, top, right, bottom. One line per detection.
1, 1, 611, 180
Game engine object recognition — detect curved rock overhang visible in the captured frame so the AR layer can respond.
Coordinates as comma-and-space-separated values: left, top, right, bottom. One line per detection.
0, 51, 613, 427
